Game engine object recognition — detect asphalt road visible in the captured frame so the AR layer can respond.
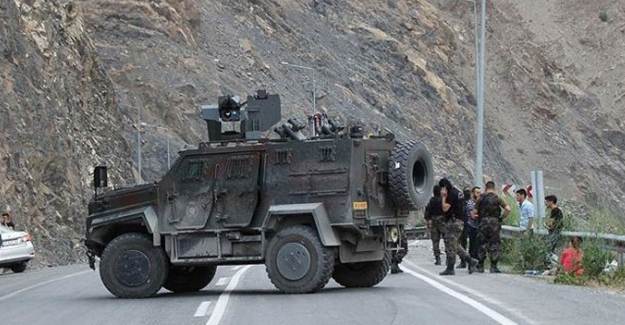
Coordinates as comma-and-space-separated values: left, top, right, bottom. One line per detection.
1, 241, 625, 325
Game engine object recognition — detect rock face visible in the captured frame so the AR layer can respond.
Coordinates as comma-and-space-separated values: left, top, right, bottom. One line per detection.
0, 0, 134, 265
1, 0, 624, 265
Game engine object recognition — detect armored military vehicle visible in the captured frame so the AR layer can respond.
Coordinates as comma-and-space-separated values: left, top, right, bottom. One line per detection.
85, 90, 433, 298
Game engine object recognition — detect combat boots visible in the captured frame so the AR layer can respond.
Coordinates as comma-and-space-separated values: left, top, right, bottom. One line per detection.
391, 263, 403, 274
467, 258, 479, 274
440, 257, 455, 275
476, 262, 485, 273
439, 265, 455, 276
434, 255, 441, 265
458, 260, 467, 269
490, 261, 502, 273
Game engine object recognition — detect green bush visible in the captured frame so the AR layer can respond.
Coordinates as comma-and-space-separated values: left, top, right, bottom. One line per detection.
503, 234, 550, 271
554, 273, 587, 286
581, 239, 613, 278
499, 238, 521, 269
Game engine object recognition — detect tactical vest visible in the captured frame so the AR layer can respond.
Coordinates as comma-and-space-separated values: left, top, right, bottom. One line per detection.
478, 192, 501, 220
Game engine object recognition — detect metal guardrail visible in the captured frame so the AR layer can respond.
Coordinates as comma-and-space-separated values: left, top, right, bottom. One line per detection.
407, 225, 625, 267
405, 226, 428, 240
501, 225, 625, 267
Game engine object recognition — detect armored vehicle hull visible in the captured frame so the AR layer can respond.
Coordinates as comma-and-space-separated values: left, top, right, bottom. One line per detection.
85, 92, 433, 297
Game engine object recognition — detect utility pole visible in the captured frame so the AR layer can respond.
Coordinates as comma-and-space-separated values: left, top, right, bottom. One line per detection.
474, 0, 487, 187
137, 105, 142, 184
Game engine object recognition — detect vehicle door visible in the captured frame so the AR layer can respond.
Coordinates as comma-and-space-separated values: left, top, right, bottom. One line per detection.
166, 155, 218, 230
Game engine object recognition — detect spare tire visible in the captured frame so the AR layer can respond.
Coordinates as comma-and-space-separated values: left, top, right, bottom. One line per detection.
388, 140, 434, 210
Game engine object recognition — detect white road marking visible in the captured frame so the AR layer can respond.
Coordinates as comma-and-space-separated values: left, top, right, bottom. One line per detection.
231, 265, 244, 271
194, 301, 212, 317
206, 265, 252, 325
404, 260, 537, 325
0, 270, 91, 301
400, 263, 518, 325
215, 277, 230, 286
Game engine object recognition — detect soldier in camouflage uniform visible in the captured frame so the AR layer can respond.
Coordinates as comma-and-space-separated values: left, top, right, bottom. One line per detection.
439, 179, 479, 276
424, 185, 444, 265
476, 181, 511, 273
390, 231, 408, 273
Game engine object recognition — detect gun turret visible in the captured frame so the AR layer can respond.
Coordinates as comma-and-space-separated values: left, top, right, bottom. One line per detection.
200, 89, 281, 141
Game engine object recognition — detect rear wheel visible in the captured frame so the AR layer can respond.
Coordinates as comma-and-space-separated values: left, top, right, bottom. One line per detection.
163, 265, 217, 293
265, 225, 335, 293
10, 262, 27, 273
332, 252, 391, 288
100, 233, 168, 298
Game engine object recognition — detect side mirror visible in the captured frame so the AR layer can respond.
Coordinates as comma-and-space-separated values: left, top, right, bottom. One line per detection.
94, 166, 108, 189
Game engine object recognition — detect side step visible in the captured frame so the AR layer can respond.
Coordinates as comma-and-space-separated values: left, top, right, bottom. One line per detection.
168, 230, 265, 264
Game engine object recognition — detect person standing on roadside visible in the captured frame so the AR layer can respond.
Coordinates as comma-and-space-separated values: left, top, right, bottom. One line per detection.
1, 212, 15, 230
516, 189, 534, 231
545, 195, 563, 253
476, 181, 511, 273
466, 186, 481, 259
390, 230, 408, 274
457, 188, 472, 269
439, 178, 478, 276
424, 185, 445, 266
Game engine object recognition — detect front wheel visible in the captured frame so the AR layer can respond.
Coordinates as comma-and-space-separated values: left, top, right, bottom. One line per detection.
265, 225, 335, 293
332, 252, 391, 288
10, 262, 28, 273
163, 265, 217, 293
100, 233, 168, 298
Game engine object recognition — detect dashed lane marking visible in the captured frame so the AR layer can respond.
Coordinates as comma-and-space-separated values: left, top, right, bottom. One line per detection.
400, 263, 518, 325
194, 301, 212, 317
0, 270, 91, 301
215, 277, 230, 286
403, 260, 537, 325
206, 265, 252, 325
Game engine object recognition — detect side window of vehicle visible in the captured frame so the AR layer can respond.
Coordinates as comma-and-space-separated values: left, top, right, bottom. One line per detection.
181, 161, 204, 181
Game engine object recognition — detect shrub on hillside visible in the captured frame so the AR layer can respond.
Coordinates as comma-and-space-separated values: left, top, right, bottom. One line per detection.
581, 239, 613, 278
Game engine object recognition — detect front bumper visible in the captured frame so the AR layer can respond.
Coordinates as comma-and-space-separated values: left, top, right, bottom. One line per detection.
0, 242, 34, 266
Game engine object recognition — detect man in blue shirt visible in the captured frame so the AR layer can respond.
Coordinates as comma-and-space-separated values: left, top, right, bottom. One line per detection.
516, 189, 534, 231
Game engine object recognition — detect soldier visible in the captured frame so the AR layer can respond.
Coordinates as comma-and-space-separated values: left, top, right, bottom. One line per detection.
390, 231, 408, 274
457, 188, 472, 269
424, 185, 444, 265
476, 181, 511, 273
439, 178, 478, 276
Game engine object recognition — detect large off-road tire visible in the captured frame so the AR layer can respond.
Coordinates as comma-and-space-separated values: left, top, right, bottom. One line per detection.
332, 252, 391, 288
100, 233, 168, 298
10, 262, 27, 273
265, 225, 335, 293
389, 140, 434, 210
163, 265, 217, 293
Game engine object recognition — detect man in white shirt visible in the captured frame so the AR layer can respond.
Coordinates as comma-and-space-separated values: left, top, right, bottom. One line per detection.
516, 189, 534, 230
